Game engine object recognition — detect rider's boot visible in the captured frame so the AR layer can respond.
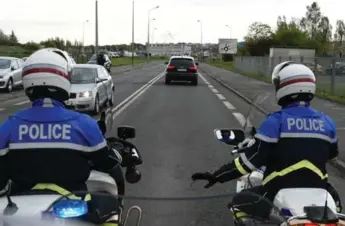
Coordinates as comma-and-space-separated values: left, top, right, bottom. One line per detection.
101, 215, 122, 226
233, 211, 256, 226
101, 207, 123, 226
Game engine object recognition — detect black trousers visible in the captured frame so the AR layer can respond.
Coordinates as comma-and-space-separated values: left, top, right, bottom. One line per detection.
231, 183, 342, 219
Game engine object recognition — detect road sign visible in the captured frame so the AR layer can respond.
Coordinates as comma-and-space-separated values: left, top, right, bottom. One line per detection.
218, 38, 238, 54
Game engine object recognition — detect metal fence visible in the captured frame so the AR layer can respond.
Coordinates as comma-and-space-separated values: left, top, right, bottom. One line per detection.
234, 56, 345, 97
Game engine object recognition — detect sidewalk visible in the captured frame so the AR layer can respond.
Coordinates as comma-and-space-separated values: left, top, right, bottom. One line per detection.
199, 63, 345, 169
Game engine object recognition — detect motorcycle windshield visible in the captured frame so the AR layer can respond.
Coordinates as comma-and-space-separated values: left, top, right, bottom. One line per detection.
242, 91, 274, 136
3, 191, 341, 226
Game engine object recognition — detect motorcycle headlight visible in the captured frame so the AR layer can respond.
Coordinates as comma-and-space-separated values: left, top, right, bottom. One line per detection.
79, 91, 92, 98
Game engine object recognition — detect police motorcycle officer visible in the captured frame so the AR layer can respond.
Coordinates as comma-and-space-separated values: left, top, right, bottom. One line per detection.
191, 61, 342, 224
0, 48, 123, 226
97, 52, 107, 68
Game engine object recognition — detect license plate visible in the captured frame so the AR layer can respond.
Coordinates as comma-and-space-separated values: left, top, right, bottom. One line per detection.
178, 69, 187, 72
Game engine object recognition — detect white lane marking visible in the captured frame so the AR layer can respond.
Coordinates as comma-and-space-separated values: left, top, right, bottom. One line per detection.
0, 108, 4, 111
198, 73, 210, 84
14, 100, 30, 106
200, 72, 254, 128
111, 72, 164, 114
211, 88, 219, 93
223, 101, 236, 110
232, 112, 253, 127
199, 72, 237, 111
216, 94, 226, 100
336, 128, 345, 130
112, 73, 164, 120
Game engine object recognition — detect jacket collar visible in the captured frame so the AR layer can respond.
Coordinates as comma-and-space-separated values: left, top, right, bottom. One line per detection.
32, 98, 65, 108
282, 101, 310, 109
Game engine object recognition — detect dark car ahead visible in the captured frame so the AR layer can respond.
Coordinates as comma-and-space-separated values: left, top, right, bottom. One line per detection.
164, 56, 199, 85
87, 53, 112, 73
325, 62, 345, 76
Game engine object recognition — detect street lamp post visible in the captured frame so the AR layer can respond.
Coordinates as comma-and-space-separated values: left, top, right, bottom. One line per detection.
82, 20, 89, 54
197, 20, 203, 61
226, 24, 231, 38
95, 0, 99, 55
151, 28, 157, 43
147, 5, 159, 62
167, 32, 175, 56
131, 0, 135, 66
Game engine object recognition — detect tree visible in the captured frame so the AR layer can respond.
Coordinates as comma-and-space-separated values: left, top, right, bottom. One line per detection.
23, 41, 40, 51
273, 16, 310, 47
0, 29, 9, 45
9, 30, 18, 44
246, 22, 273, 40
335, 20, 345, 43
65, 40, 72, 51
317, 16, 332, 43
300, 2, 322, 39
334, 20, 345, 56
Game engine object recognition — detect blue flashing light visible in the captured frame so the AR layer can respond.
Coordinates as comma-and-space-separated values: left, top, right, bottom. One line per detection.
280, 208, 293, 217
52, 199, 88, 218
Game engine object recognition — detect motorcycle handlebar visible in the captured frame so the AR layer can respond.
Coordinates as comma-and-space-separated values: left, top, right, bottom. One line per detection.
231, 146, 246, 155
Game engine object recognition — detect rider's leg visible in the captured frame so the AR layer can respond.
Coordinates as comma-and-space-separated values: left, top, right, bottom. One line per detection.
88, 194, 122, 226
230, 186, 273, 221
326, 182, 342, 213
109, 165, 125, 207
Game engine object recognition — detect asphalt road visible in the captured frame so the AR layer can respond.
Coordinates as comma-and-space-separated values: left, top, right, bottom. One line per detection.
1, 62, 345, 225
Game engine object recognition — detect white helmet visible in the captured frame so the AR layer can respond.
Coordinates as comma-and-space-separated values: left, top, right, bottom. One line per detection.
22, 48, 73, 101
272, 61, 316, 106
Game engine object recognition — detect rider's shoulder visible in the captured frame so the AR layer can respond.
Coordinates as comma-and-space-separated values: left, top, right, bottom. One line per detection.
265, 111, 282, 121
74, 112, 98, 126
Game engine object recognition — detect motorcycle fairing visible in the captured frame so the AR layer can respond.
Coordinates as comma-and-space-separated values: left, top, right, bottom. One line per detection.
273, 188, 337, 216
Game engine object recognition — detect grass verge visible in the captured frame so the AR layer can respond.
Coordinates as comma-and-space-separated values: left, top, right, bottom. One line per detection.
208, 61, 345, 104
0, 45, 32, 58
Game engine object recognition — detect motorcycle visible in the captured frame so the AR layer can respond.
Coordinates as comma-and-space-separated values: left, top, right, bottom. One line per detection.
213, 127, 345, 226
0, 111, 143, 226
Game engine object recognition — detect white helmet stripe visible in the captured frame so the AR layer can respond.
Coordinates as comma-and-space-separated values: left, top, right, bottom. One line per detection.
23, 66, 70, 81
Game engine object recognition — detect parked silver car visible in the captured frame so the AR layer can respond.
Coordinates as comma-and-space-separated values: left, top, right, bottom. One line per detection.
0, 57, 24, 92
65, 64, 115, 115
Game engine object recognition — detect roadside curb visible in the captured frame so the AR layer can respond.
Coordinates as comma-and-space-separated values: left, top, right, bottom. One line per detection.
199, 67, 345, 174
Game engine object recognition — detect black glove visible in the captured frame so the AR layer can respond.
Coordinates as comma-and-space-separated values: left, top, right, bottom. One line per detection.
191, 172, 217, 188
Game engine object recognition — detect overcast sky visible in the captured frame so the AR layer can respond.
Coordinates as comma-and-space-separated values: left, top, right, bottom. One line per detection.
0, 0, 344, 45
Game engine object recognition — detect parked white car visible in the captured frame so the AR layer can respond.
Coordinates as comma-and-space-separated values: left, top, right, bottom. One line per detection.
65, 64, 115, 115
0, 56, 24, 92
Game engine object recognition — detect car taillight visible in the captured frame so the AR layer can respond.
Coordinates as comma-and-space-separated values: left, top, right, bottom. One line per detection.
189, 66, 197, 71
304, 224, 336, 226
167, 65, 175, 69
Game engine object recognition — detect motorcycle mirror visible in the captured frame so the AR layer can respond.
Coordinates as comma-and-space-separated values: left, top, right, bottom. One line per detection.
118, 126, 136, 140
97, 112, 107, 136
214, 129, 245, 145
125, 167, 141, 184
